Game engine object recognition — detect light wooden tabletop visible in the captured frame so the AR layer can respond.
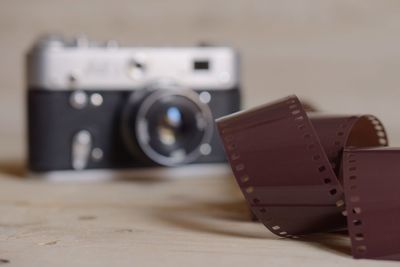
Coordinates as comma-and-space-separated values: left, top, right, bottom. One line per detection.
0, 139, 397, 267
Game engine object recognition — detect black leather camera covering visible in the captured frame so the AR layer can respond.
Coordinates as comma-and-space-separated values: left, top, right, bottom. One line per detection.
27, 88, 240, 172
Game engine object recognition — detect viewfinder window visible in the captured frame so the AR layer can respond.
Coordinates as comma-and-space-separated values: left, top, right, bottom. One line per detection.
193, 60, 210, 71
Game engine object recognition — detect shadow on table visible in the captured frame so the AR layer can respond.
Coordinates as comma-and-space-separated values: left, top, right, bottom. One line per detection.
153, 174, 276, 239
154, 175, 352, 256
0, 159, 169, 183
0, 161, 228, 184
300, 233, 352, 257
156, 197, 352, 255
155, 198, 271, 239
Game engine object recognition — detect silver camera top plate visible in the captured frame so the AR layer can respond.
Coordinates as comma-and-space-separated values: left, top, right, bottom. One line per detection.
27, 35, 239, 91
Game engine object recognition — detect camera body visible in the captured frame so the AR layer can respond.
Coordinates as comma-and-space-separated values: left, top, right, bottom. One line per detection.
26, 35, 241, 173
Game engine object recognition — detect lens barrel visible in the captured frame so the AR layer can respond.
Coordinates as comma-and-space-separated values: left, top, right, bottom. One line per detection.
122, 85, 213, 166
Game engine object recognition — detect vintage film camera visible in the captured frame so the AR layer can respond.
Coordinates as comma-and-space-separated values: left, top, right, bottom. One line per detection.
26, 35, 241, 173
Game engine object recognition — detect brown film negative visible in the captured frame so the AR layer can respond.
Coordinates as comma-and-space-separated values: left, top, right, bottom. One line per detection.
216, 95, 395, 260
343, 148, 400, 260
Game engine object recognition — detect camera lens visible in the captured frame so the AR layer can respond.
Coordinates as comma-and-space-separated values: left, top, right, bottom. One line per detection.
157, 106, 184, 146
122, 86, 213, 166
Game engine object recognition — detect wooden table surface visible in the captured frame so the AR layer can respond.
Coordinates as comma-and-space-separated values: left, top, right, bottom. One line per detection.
0, 138, 396, 267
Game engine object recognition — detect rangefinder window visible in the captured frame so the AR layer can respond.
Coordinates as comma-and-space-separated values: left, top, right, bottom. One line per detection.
193, 60, 210, 71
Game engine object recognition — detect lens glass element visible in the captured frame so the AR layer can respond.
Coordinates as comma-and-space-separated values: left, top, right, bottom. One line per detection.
130, 90, 212, 166
158, 106, 184, 146
145, 95, 206, 159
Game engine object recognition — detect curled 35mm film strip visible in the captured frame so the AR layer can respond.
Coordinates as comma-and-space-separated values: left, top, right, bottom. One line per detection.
216, 95, 399, 261
343, 148, 400, 260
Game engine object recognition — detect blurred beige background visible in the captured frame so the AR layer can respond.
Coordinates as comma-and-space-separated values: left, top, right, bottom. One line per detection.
1, 0, 400, 160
